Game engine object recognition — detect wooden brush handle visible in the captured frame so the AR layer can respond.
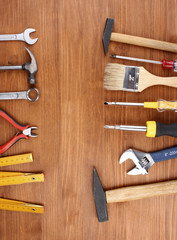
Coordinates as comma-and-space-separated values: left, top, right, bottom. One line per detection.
106, 180, 177, 203
138, 67, 177, 92
111, 33, 177, 53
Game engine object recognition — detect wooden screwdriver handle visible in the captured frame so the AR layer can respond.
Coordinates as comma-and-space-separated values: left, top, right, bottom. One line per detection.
106, 180, 177, 203
111, 32, 177, 53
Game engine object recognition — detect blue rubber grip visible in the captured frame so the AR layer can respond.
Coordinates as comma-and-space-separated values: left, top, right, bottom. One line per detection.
150, 146, 177, 163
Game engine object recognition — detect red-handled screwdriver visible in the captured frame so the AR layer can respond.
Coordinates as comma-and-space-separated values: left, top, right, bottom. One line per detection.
111, 55, 177, 72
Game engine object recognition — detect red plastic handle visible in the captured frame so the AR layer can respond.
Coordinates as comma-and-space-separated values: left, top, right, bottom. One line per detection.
0, 110, 30, 154
0, 134, 29, 154
162, 59, 174, 69
0, 110, 29, 131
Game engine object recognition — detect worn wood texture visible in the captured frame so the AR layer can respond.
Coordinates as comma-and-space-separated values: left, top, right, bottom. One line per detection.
0, 0, 176, 239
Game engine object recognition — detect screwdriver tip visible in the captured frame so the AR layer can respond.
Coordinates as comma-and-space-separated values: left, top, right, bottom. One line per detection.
104, 125, 115, 129
110, 54, 117, 58
104, 102, 108, 105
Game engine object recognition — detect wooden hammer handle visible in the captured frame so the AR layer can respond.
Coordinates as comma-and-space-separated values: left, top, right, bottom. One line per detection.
106, 180, 177, 203
111, 32, 177, 53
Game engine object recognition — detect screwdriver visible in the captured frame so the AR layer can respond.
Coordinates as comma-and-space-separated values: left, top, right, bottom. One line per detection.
104, 121, 177, 138
111, 54, 177, 72
104, 100, 177, 112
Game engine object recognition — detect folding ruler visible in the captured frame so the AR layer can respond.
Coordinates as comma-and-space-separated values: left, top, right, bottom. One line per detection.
0, 153, 44, 213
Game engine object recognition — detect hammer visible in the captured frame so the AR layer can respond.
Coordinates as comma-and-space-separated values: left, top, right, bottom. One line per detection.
103, 18, 177, 55
0, 47, 37, 85
93, 168, 177, 222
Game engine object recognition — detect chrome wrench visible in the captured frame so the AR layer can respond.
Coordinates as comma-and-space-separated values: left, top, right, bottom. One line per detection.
0, 88, 39, 102
0, 29, 38, 45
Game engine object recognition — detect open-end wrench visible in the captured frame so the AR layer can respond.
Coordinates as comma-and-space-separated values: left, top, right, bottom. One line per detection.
0, 28, 38, 45
0, 88, 39, 102
119, 146, 177, 175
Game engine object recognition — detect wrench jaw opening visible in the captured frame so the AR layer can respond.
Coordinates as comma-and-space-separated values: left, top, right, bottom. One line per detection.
23, 28, 38, 45
127, 167, 148, 175
119, 149, 155, 175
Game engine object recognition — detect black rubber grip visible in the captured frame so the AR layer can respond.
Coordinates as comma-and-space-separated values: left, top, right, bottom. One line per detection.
156, 122, 177, 138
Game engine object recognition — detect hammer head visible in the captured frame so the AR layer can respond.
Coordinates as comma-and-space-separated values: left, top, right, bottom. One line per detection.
93, 168, 108, 222
22, 47, 38, 85
103, 18, 114, 55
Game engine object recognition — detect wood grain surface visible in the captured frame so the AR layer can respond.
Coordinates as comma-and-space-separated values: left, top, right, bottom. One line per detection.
0, 0, 176, 239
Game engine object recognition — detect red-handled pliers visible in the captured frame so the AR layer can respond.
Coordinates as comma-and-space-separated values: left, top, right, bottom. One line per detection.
0, 109, 38, 154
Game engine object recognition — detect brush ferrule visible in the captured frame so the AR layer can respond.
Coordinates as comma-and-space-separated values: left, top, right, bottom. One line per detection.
123, 66, 140, 91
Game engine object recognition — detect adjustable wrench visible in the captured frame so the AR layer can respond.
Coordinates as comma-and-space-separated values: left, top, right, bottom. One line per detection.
119, 146, 177, 175
0, 88, 39, 102
0, 28, 38, 45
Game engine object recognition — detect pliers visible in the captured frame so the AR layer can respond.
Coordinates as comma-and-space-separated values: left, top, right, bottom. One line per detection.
0, 109, 38, 154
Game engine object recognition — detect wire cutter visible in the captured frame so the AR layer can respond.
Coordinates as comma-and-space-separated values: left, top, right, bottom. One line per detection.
0, 109, 38, 154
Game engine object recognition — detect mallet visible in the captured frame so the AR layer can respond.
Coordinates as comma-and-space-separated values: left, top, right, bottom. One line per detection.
93, 168, 177, 222
103, 18, 177, 55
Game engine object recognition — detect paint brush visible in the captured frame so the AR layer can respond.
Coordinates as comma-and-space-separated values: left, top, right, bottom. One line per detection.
104, 63, 177, 92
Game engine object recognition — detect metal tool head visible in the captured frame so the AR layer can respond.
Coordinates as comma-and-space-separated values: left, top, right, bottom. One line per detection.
23, 127, 38, 137
103, 18, 114, 55
93, 168, 108, 222
119, 149, 154, 175
23, 28, 38, 45
22, 47, 38, 84
26, 88, 39, 102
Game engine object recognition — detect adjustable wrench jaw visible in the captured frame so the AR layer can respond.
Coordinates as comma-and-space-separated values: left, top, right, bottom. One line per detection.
119, 149, 155, 175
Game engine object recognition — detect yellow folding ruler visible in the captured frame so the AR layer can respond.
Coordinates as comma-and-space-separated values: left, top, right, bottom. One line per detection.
0, 153, 33, 166
0, 153, 44, 186
0, 153, 44, 213
0, 198, 44, 213
0, 172, 44, 186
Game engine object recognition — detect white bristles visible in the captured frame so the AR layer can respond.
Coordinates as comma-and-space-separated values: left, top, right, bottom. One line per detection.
104, 63, 126, 90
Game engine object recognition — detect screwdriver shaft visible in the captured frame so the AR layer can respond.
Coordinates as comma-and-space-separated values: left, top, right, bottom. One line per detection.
104, 125, 147, 132
111, 55, 162, 65
104, 102, 144, 107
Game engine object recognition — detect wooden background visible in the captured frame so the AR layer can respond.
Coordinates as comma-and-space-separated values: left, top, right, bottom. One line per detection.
0, 0, 176, 239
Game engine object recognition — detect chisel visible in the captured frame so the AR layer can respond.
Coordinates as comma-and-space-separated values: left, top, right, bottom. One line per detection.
111, 55, 177, 72
104, 100, 177, 112
104, 121, 177, 138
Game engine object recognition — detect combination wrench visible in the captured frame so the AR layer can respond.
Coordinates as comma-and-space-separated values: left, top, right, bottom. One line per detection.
0, 88, 39, 102
0, 28, 38, 45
